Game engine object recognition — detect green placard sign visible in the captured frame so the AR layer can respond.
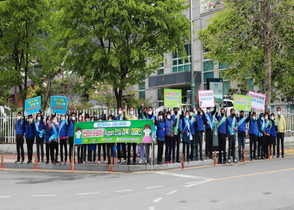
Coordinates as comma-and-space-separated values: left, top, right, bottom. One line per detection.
74, 120, 153, 144
233, 94, 252, 111
164, 89, 182, 108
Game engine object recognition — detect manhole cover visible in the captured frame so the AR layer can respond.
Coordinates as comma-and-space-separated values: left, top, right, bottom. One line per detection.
177, 200, 187, 203
263, 192, 272, 195
210, 200, 219, 203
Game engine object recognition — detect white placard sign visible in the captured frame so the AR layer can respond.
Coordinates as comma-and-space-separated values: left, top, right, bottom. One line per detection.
248, 91, 266, 111
198, 90, 215, 108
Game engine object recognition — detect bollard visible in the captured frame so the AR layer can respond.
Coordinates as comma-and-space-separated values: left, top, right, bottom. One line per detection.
213, 151, 217, 166
33, 155, 38, 171
268, 145, 270, 159
109, 157, 114, 174
0, 155, 4, 170
242, 148, 246, 162
70, 156, 74, 172
181, 153, 184, 170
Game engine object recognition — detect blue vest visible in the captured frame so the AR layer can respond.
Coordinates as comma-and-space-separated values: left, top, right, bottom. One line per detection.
217, 116, 227, 134
237, 117, 247, 133
270, 121, 276, 137
59, 120, 68, 137
194, 114, 204, 132
25, 122, 35, 139
249, 118, 258, 136
15, 120, 25, 135
156, 120, 165, 139
45, 124, 53, 142
67, 120, 75, 137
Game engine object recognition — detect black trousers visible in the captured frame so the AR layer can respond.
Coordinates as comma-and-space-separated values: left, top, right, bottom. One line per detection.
157, 141, 164, 163
228, 135, 236, 160
51, 141, 58, 162
36, 137, 44, 162
183, 142, 190, 162
127, 143, 136, 163
117, 143, 126, 161
270, 135, 276, 157
26, 138, 34, 162
172, 134, 181, 162
88, 150, 96, 162
16, 135, 25, 161
249, 134, 257, 160
107, 143, 115, 163
46, 142, 53, 163
264, 135, 270, 158
205, 128, 213, 158
195, 131, 203, 160
98, 144, 106, 161
218, 133, 227, 163
190, 134, 196, 160
77, 146, 84, 163
276, 133, 284, 157
68, 137, 74, 161
60, 139, 68, 162
258, 136, 265, 158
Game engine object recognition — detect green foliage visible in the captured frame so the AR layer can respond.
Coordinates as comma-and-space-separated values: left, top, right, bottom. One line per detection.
57, 0, 190, 108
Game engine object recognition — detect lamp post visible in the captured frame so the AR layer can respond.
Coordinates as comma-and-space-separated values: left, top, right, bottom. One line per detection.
190, 0, 195, 108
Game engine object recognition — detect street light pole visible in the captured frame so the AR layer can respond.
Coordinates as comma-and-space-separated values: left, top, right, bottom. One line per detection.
190, 0, 195, 108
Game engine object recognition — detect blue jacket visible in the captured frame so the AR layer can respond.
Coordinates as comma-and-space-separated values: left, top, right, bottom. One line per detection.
45, 124, 53, 142
146, 114, 156, 122
194, 114, 205, 132
172, 114, 182, 134
25, 122, 35, 139
270, 120, 276, 137
59, 120, 68, 137
165, 118, 175, 137
67, 120, 75, 137
226, 116, 237, 135
115, 115, 125, 120
258, 119, 271, 136
237, 116, 249, 134
203, 107, 216, 130
35, 120, 44, 138
156, 120, 165, 139
217, 115, 227, 135
15, 119, 25, 135
182, 118, 192, 143
248, 118, 258, 136
190, 116, 196, 135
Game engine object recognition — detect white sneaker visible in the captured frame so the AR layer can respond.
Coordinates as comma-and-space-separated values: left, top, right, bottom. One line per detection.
104, 160, 107, 164
233, 159, 237, 163
139, 159, 143, 164
273, 156, 276, 159
228, 159, 231, 163
118, 160, 121, 164
123, 160, 127, 164
97, 161, 100, 165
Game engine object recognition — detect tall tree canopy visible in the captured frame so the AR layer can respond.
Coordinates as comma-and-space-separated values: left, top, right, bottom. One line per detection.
57, 0, 190, 108
199, 0, 294, 109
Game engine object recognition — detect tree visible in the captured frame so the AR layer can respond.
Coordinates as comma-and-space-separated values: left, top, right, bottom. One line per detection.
57, 0, 190, 109
199, 0, 294, 110
0, 0, 53, 110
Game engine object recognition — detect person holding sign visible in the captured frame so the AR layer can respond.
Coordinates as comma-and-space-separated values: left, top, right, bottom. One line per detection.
216, 108, 227, 164
275, 107, 286, 158
182, 111, 192, 162
194, 107, 205, 161
15, 112, 25, 163
25, 115, 36, 164
203, 105, 216, 159
237, 111, 250, 162
226, 109, 238, 163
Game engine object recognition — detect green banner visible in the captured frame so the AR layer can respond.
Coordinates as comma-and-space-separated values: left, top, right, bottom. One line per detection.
74, 120, 153, 144
233, 94, 252, 111
164, 89, 182, 108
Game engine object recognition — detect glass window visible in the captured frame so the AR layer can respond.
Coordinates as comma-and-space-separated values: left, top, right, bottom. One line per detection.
158, 89, 164, 101
158, 62, 164, 75
172, 43, 191, 72
139, 91, 145, 100
203, 61, 214, 71
223, 82, 230, 95
139, 80, 145, 90
204, 72, 214, 82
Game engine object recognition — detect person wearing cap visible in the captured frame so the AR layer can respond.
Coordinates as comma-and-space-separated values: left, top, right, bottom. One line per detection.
237, 110, 250, 162
35, 112, 45, 162
15, 112, 25, 163
25, 115, 35, 164
216, 108, 227, 164
275, 107, 286, 158
194, 107, 205, 161
203, 105, 216, 159
59, 114, 68, 164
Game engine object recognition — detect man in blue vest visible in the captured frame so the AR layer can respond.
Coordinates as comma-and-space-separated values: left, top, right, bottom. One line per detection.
216, 108, 227, 164
226, 109, 237, 163
67, 112, 76, 162
203, 105, 216, 159
15, 112, 25, 163
171, 107, 182, 163
115, 107, 127, 164
237, 110, 250, 162
25, 114, 35, 164
194, 107, 205, 161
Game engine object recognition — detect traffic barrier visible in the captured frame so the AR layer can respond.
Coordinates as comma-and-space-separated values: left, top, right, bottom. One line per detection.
242, 148, 246, 162
213, 151, 217, 166
0, 155, 4, 170
109, 157, 114, 174
34, 155, 38, 171
268, 145, 270, 159
70, 156, 74, 172
181, 153, 184, 169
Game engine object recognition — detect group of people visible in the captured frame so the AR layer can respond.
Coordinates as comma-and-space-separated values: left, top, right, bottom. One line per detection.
14, 105, 286, 165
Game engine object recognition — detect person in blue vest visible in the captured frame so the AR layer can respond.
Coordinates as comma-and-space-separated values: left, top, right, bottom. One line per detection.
25, 114, 36, 164
144, 106, 156, 165
182, 111, 192, 162
35, 112, 45, 162
171, 107, 182, 163
97, 115, 107, 164
115, 107, 127, 164
248, 112, 258, 161
216, 108, 227, 164
87, 116, 97, 164
165, 111, 175, 164
194, 107, 205, 161
50, 115, 59, 164
138, 103, 148, 163
156, 111, 165, 165
59, 114, 68, 164
263, 112, 271, 158
67, 112, 76, 163
257, 113, 271, 159
188, 108, 196, 161
270, 113, 277, 158
226, 109, 237, 163
203, 105, 216, 159
15, 112, 25, 163
45, 116, 53, 164
237, 110, 250, 162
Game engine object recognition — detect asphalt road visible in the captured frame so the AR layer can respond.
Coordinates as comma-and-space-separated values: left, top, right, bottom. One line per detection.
1, 157, 294, 210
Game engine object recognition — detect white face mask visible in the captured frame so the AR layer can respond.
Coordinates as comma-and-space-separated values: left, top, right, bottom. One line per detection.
185, 115, 189, 119
109, 119, 112, 121
207, 110, 210, 113
252, 117, 256, 120
118, 111, 123, 115
270, 116, 275, 120
167, 115, 171, 120
261, 117, 265, 121
148, 111, 152, 115
52, 119, 57, 124
189, 112, 193, 116
17, 116, 21, 120
265, 116, 268, 120
72, 117, 76, 121
130, 111, 134, 115
37, 117, 41, 121
158, 116, 162, 120
29, 119, 33, 123
277, 111, 281, 115
61, 117, 65, 121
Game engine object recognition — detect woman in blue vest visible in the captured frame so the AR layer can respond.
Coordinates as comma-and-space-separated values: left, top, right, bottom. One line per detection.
270, 113, 277, 158
216, 108, 227, 164
25, 115, 35, 164
35, 112, 45, 162
156, 111, 165, 165
237, 110, 250, 162
45, 116, 53, 164
194, 107, 205, 161
182, 111, 192, 162
248, 112, 258, 161
67, 112, 76, 163
51, 115, 59, 164
164, 111, 175, 164
59, 114, 68, 164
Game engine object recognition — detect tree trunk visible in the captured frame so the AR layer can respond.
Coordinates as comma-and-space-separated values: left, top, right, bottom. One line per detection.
114, 88, 123, 110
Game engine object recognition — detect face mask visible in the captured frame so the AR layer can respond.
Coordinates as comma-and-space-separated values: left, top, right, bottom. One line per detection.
189, 112, 193, 116
29, 119, 33, 123
130, 111, 134, 115
52, 119, 57, 123
167, 115, 171, 120
148, 111, 152, 115
232, 113, 235, 117
277, 111, 281, 115
99, 119, 102, 121
158, 116, 162, 120
240, 115, 244, 118
185, 115, 189, 119
207, 110, 210, 113
109, 119, 112, 121
47, 120, 50, 124
252, 116, 256, 120
270, 116, 274, 120
265, 116, 268, 120
17, 116, 21, 120
174, 111, 178, 115
72, 117, 76, 121
197, 111, 201, 115
221, 113, 224, 117
261, 117, 265, 121
118, 111, 123, 115
61, 117, 65, 121
37, 117, 41, 121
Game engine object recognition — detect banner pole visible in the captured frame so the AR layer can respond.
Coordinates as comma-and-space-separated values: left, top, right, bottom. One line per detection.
151, 141, 154, 171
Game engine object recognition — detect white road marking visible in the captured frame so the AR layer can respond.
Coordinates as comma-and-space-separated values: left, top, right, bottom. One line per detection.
32, 194, 56, 197
148, 206, 155, 210
185, 180, 210, 187
155, 171, 212, 180
115, 189, 133, 193
146, 185, 164, 189
78, 192, 98, 196
153, 197, 163, 203
0, 196, 10, 198
166, 190, 178, 195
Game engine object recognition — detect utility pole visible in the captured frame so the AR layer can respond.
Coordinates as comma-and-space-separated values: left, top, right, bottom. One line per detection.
190, 0, 195, 108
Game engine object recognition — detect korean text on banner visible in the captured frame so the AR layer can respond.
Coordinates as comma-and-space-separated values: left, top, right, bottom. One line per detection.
233, 94, 252, 111
164, 89, 182, 108
50, 96, 68, 114
248, 91, 266, 111
25, 96, 41, 116
74, 119, 153, 144
198, 90, 214, 108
